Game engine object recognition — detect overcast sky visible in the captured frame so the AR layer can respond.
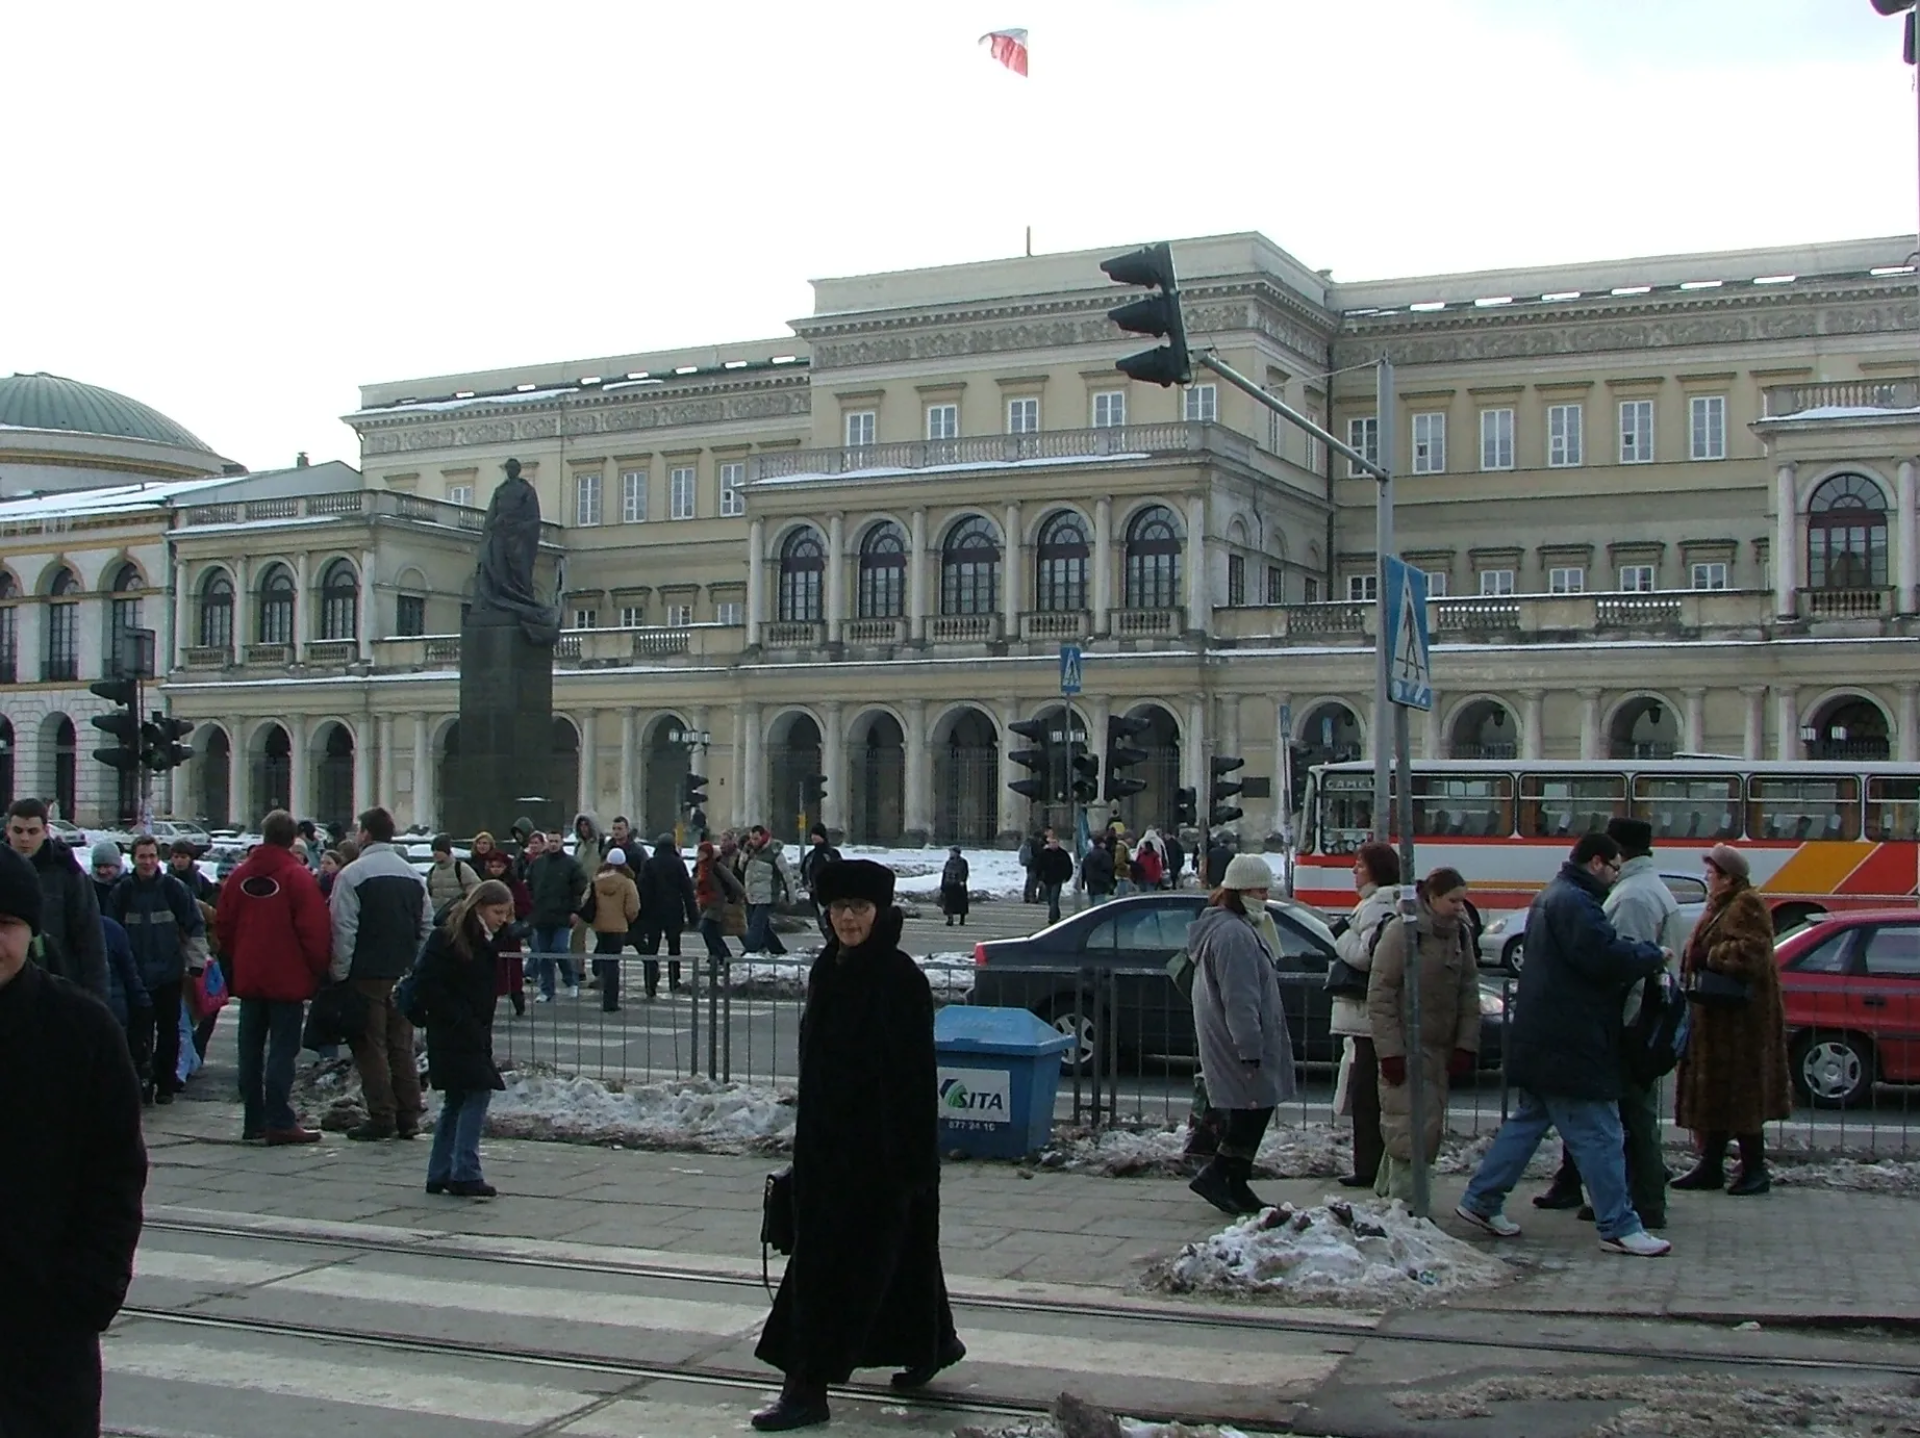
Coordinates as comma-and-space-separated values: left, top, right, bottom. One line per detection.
7, 0, 1915, 471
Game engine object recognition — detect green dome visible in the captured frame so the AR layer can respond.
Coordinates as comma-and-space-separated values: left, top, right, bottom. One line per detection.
0, 372, 213, 452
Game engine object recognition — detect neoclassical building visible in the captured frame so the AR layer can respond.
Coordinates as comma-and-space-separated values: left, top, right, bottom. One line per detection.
13, 234, 1919, 842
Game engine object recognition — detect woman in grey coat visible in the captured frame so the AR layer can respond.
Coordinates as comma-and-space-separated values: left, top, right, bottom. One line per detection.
1186, 852, 1296, 1216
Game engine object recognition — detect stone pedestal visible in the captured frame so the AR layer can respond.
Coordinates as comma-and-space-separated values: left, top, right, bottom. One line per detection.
443, 611, 560, 840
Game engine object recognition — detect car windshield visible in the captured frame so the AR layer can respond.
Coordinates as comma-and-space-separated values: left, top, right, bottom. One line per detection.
1270, 900, 1336, 948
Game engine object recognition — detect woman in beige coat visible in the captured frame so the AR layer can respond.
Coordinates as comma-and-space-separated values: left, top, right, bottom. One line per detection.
587, 851, 642, 1014
1367, 866, 1482, 1202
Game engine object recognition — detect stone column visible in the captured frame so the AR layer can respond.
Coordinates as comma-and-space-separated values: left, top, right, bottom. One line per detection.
1741, 687, 1766, 761
1219, 693, 1244, 836
619, 710, 637, 823
412, 712, 431, 830
1774, 461, 1798, 617
576, 710, 597, 818
76, 598, 104, 683
1578, 689, 1602, 760
821, 701, 845, 834
825, 513, 846, 643
997, 699, 1028, 841
740, 702, 764, 827
1684, 688, 1707, 755
14, 604, 40, 685
1775, 688, 1800, 763
235, 556, 253, 652
903, 698, 931, 845
1093, 497, 1113, 635
229, 720, 252, 827
1185, 495, 1207, 629
293, 552, 309, 663
908, 508, 929, 642
1422, 696, 1443, 760
287, 715, 309, 819
1003, 503, 1023, 636
1900, 459, 1918, 614
352, 720, 374, 816
746, 517, 766, 646
1185, 693, 1208, 794
1085, 693, 1111, 827
172, 563, 191, 669
1902, 685, 1920, 763
376, 714, 395, 812
1521, 690, 1545, 761
359, 548, 377, 661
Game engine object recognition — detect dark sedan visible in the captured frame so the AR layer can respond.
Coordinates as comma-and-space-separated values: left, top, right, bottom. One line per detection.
968, 892, 1509, 1074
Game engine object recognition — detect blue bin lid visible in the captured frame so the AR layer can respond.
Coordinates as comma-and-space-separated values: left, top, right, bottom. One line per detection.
935, 1005, 1075, 1057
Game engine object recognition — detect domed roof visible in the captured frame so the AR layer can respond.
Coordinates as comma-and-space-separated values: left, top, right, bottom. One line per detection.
0, 372, 213, 453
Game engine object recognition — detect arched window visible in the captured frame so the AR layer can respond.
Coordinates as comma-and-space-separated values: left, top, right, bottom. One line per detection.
1034, 510, 1090, 612
199, 571, 235, 650
1807, 473, 1889, 590
320, 559, 359, 640
258, 565, 295, 646
1123, 505, 1183, 610
107, 562, 143, 673
940, 515, 1001, 616
857, 521, 907, 619
45, 567, 78, 682
777, 527, 825, 623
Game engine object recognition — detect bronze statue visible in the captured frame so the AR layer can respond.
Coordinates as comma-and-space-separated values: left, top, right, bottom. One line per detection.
474, 457, 560, 646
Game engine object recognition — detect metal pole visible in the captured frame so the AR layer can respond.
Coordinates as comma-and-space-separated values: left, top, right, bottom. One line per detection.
1395, 704, 1427, 1218
1373, 360, 1396, 846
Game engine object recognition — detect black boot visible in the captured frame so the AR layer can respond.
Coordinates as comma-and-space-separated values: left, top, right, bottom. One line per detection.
752, 1377, 830, 1432
1532, 1148, 1585, 1209
1673, 1133, 1728, 1191
892, 1337, 967, 1389
1727, 1133, 1771, 1195
1226, 1155, 1271, 1214
1188, 1156, 1241, 1216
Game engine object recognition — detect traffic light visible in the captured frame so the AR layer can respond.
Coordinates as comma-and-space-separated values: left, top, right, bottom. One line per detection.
683, 771, 709, 810
1871, 0, 1917, 63
1103, 715, 1151, 802
1174, 787, 1198, 828
89, 678, 142, 772
1007, 718, 1048, 802
144, 713, 195, 771
1209, 755, 1246, 826
802, 772, 827, 809
1069, 741, 1099, 804
1100, 241, 1191, 387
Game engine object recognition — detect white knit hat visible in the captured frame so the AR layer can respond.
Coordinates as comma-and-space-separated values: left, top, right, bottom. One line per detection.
1221, 853, 1274, 891
605, 848, 626, 867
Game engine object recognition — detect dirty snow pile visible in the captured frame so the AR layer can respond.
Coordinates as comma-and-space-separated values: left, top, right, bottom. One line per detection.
957, 1392, 1257, 1438
1150, 1199, 1510, 1307
487, 1073, 794, 1151
716, 952, 973, 1002
1043, 1122, 1348, 1179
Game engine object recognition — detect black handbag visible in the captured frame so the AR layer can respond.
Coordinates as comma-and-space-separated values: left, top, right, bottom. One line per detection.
1324, 957, 1369, 1000
1685, 968, 1752, 1009
303, 981, 369, 1049
761, 1166, 795, 1294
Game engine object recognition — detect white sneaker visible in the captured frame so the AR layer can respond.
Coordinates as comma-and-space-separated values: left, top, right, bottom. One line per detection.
1601, 1230, 1672, 1258
1454, 1204, 1522, 1238
534, 993, 552, 1004
567, 985, 581, 999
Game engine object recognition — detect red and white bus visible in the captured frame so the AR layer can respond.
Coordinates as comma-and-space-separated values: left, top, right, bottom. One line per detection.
1294, 758, 1920, 928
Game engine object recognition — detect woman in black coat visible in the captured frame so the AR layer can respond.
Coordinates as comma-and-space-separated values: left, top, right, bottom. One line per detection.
751, 859, 963, 1431
416, 879, 515, 1199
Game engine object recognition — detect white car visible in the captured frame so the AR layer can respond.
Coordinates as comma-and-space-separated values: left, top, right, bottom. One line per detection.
1479, 871, 1707, 974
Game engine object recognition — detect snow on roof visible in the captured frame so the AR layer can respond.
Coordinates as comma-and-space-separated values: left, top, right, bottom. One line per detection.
0, 474, 239, 522
752, 451, 1152, 486
349, 386, 579, 418
1761, 404, 1920, 423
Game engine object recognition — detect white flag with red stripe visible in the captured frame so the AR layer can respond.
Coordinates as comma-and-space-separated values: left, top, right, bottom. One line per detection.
980, 27, 1029, 76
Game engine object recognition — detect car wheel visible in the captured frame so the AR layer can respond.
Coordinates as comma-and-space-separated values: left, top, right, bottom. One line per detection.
1502, 937, 1524, 976
1042, 995, 1098, 1075
1793, 1032, 1874, 1109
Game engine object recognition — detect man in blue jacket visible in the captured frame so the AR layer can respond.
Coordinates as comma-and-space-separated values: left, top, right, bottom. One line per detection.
107, 834, 208, 1105
1455, 833, 1673, 1257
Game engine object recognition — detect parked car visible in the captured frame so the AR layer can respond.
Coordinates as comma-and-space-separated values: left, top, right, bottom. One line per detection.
1478, 871, 1708, 974
146, 818, 213, 855
970, 892, 1509, 1074
1776, 908, 1920, 1108
48, 818, 88, 848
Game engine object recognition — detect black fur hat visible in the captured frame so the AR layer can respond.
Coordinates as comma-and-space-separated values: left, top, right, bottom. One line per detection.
812, 858, 895, 908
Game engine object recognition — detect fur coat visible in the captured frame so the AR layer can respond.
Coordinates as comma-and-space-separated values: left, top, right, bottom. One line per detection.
1674, 883, 1792, 1133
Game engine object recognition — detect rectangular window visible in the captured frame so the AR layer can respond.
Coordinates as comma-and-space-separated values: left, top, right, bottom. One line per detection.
1479, 408, 1514, 470
0, 608, 15, 683
669, 466, 696, 520
447, 483, 474, 508
1303, 577, 1319, 604
1547, 403, 1584, 467
1411, 412, 1446, 474
1092, 391, 1126, 427
621, 469, 648, 523
1478, 569, 1516, 596
1689, 395, 1727, 460
1347, 573, 1377, 603
573, 473, 602, 527
1619, 564, 1656, 592
1691, 561, 1729, 590
1266, 565, 1284, 605
396, 595, 426, 636
1226, 553, 1246, 606
845, 410, 876, 447
1007, 396, 1039, 434
1619, 399, 1654, 464
717, 601, 744, 627
665, 602, 693, 628
719, 461, 746, 517
1549, 566, 1585, 593
571, 608, 597, 630
619, 605, 645, 628
1424, 569, 1450, 597
925, 403, 958, 440
1347, 416, 1379, 477
45, 601, 77, 681
1183, 383, 1218, 422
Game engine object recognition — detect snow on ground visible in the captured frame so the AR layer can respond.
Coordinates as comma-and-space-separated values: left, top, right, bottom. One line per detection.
1150, 1199, 1511, 1306
704, 950, 974, 1002
837, 844, 1031, 901
1042, 1122, 1349, 1180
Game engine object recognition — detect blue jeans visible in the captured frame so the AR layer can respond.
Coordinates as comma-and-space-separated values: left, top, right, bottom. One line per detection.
1044, 883, 1063, 925
1462, 1089, 1645, 1241
744, 903, 786, 954
697, 916, 732, 960
531, 926, 576, 997
429, 1088, 492, 1184
237, 997, 304, 1134
1115, 879, 1136, 899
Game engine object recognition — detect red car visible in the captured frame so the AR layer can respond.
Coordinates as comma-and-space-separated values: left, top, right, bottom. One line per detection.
1776, 908, 1920, 1109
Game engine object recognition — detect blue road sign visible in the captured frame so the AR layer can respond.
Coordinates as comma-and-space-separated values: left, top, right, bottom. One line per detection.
1060, 643, 1083, 696
1382, 556, 1433, 711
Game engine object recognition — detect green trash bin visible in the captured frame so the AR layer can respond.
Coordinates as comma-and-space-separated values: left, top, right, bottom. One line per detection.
934, 1006, 1075, 1158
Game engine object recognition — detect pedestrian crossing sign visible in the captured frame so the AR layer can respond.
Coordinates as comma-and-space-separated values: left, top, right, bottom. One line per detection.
1059, 643, 1083, 696
1382, 556, 1433, 710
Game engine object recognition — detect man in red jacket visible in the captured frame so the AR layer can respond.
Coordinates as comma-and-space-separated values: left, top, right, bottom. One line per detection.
217, 809, 333, 1145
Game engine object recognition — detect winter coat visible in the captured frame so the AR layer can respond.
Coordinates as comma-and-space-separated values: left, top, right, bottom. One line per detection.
1134, 842, 1164, 888
28, 837, 108, 1002
1164, 834, 1185, 883
589, 868, 642, 935
1111, 840, 1132, 883
100, 917, 146, 1029
572, 814, 608, 870
487, 871, 532, 999
425, 857, 479, 913
0, 963, 147, 1438
939, 855, 970, 917
1604, 855, 1687, 1025
1035, 844, 1074, 887
1506, 863, 1666, 1102
218, 842, 333, 1003
799, 840, 841, 896
755, 906, 957, 1384
1331, 883, 1397, 1038
1675, 883, 1792, 1133
639, 844, 698, 932
1081, 844, 1116, 896
1367, 901, 1481, 1164
107, 870, 208, 992
328, 842, 433, 982
744, 843, 794, 906
526, 849, 588, 928
696, 854, 745, 922
415, 922, 506, 1094
1188, 903, 1296, 1110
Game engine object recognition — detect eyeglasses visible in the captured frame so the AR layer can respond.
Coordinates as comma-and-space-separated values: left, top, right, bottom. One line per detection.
827, 899, 876, 916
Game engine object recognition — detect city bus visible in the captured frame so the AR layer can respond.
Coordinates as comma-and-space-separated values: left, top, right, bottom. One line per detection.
1295, 758, 1920, 929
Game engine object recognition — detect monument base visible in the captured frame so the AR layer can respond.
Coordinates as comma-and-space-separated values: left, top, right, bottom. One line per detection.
443, 611, 559, 841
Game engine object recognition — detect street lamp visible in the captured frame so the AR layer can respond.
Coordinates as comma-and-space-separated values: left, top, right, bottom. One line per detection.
668, 727, 712, 843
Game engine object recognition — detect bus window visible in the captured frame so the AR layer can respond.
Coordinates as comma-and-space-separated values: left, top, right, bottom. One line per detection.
1867, 777, 1920, 842
1410, 771, 1514, 839
1748, 777, 1861, 842
1519, 773, 1627, 839
1317, 771, 1373, 853
1630, 774, 1742, 841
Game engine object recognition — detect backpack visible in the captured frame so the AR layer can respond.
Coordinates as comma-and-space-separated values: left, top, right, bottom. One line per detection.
1017, 839, 1033, 867
1136, 846, 1164, 886
1624, 971, 1690, 1087
393, 952, 431, 1028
